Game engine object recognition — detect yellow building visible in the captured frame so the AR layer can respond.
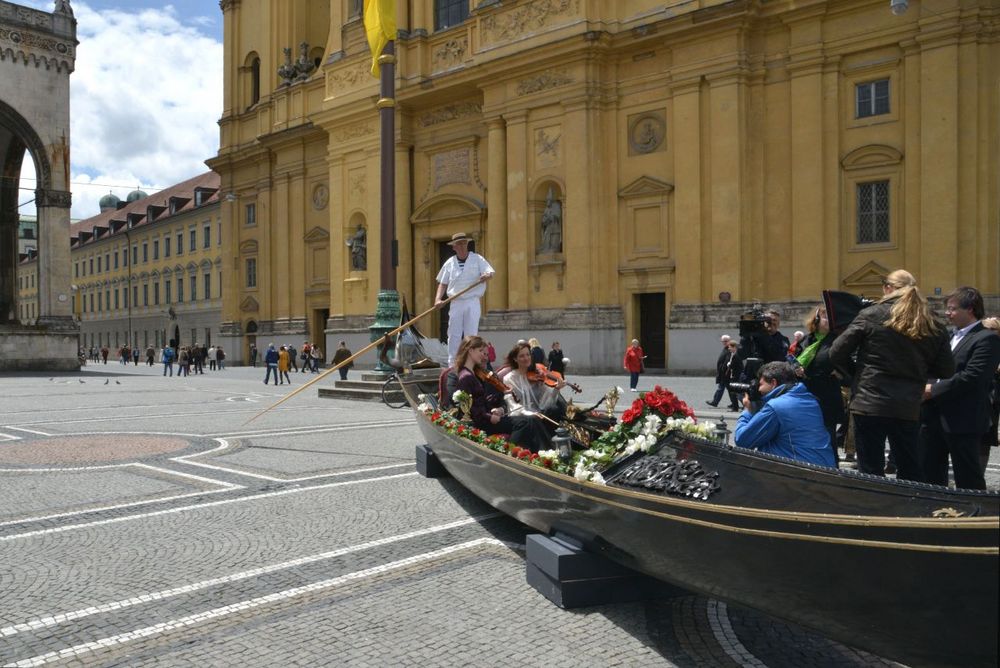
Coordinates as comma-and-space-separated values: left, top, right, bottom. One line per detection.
208, 0, 999, 372
65, 173, 223, 355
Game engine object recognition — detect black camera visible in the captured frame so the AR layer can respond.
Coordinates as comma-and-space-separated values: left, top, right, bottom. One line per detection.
738, 304, 770, 337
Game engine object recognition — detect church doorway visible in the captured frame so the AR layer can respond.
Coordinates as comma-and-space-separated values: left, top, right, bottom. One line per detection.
638, 292, 666, 369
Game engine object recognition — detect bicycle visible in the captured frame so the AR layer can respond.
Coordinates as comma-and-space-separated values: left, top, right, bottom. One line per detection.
380, 372, 409, 409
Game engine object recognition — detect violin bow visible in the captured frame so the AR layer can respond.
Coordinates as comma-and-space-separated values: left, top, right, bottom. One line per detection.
245, 276, 488, 424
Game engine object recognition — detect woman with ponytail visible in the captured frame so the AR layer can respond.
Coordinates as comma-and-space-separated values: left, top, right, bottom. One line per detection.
830, 270, 954, 481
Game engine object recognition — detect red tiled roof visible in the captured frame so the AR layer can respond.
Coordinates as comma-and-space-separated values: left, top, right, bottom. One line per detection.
70, 171, 220, 243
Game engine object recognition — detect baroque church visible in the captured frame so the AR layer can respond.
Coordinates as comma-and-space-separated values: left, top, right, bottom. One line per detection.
206, 0, 999, 372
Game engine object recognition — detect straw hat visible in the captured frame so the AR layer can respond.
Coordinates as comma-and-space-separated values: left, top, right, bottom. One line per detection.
447, 232, 471, 246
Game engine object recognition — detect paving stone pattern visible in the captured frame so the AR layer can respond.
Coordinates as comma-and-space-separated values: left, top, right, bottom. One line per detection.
2, 364, 989, 666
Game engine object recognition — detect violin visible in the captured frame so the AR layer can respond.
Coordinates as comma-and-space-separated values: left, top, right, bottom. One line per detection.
475, 367, 510, 394
526, 363, 582, 393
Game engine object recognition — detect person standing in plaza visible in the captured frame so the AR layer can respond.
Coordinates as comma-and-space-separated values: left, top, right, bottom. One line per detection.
177, 347, 190, 377
435, 232, 495, 365
920, 287, 1000, 490
300, 341, 311, 373
263, 344, 279, 385
217, 346, 226, 370
830, 269, 953, 481
332, 341, 352, 380
309, 343, 322, 372
287, 344, 298, 373
161, 345, 175, 377
278, 346, 291, 385
547, 341, 566, 376
707, 335, 733, 407
207, 345, 217, 371
146, 345, 155, 366
624, 339, 645, 392
249, 343, 258, 368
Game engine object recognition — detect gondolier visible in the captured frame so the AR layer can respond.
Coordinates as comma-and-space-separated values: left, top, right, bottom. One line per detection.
435, 232, 494, 365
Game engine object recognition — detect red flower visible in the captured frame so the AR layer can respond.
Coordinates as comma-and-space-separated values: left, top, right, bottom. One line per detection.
431, 412, 441, 421
471, 429, 482, 438
621, 407, 642, 424
542, 458, 553, 469
456, 425, 466, 435
517, 449, 530, 460
530, 453, 539, 462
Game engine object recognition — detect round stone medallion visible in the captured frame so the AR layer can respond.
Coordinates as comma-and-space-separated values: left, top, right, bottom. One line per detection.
0, 434, 192, 466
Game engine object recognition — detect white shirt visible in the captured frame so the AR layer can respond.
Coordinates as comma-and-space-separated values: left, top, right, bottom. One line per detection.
436, 252, 494, 300
951, 320, 980, 351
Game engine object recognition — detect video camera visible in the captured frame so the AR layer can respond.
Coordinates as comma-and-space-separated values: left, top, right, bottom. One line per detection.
731, 304, 772, 407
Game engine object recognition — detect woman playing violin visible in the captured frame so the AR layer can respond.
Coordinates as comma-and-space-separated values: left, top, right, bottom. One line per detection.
454, 336, 548, 452
503, 341, 568, 424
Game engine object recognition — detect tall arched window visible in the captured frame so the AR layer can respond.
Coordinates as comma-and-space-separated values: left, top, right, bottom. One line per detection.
250, 57, 261, 106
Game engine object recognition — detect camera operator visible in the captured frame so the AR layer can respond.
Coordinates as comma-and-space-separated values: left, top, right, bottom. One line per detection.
733, 361, 836, 468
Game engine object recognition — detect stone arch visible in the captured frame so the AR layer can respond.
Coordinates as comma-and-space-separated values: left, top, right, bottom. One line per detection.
0, 3, 77, 368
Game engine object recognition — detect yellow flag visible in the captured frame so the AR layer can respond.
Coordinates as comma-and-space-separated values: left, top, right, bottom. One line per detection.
364, 0, 396, 78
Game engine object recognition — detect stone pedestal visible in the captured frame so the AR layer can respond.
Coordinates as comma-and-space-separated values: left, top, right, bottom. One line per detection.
526, 533, 684, 609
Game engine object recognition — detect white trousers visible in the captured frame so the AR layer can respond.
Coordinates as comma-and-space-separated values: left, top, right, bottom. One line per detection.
447, 298, 481, 364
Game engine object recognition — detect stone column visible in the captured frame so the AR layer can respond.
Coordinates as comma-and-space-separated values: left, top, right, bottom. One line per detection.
35, 188, 74, 325
669, 78, 703, 303
504, 110, 529, 309
707, 73, 744, 302
485, 116, 508, 311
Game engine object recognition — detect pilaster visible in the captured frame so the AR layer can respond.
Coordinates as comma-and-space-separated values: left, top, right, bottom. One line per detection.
504, 109, 529, 308
669, 78, 702, 303
486, 116, 508, 311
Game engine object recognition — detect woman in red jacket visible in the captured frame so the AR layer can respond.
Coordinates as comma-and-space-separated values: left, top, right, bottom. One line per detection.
623, 339, 645, 392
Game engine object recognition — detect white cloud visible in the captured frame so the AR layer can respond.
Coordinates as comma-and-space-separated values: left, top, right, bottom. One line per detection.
16, 1, 222, 220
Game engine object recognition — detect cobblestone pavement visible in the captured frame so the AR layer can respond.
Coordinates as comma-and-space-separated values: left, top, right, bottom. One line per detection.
2, 364, 994, 666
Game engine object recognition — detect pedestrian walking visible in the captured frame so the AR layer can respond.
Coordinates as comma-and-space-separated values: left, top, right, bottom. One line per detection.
278, 346, 292, 385
332, 341, 352, 380
263, 344, 279, 385
161, 346, 175, 377
249, 343, 258, 368
623, 339, 645, 392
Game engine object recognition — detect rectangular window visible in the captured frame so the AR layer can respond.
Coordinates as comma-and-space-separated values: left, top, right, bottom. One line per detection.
165, 279, 172, 303
246, 258, 257, 288
153, 240, 159, 260
177, 278, 184, 303
89, 258, 94, 274
204, 273, 211, 300
245, 203, 256, 226
856, 180, 890, 244
190, 275, 197, 301
105, 290, 110, 311
189, 229, 196, 252
435, 0, 469, 30
132, 285, 138, 308
217, 221, 222, 245
114, 289, 120, 309
97, 292, 102, 312
143, 284, 149, 306
856, 79, 890, 119
142, 242, 149, 263
105, 254, 110, 271
154, 282, 160, 305
97, 256, 102, 273
123, 288, 129, 309
75, 262, 79, 278
89, 293, 93, 312
203, 224, 211, 249
164, 237, 171, 257
132, 245, 138, 265
114, 252, 119, 269
176, 232, 184, 255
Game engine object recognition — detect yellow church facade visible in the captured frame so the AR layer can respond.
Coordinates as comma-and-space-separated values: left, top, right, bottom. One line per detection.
208, 0, 999, 372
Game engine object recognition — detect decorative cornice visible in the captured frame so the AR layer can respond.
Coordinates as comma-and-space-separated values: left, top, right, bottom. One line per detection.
480, 0, 581, 47
418, 101, 482, 127
516, 68, 574, 96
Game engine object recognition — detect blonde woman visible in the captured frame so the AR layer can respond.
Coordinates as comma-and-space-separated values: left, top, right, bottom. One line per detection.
829, 269, 953, 481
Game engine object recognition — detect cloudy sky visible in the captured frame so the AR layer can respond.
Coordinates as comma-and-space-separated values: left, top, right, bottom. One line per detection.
17, 0, 223, 220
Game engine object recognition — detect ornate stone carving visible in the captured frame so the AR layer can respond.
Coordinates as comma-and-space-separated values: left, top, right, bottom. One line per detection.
432, 37, 467, 71
334, 122, 375, 142
35, 189, 71, 208
628, 112, 665, 155
418, 101, 482, 127
294, 41, 315, 81
539, 187, 562, 254
277, 46, 296, 85
516, 69, 573, 96
480, 0, 581, 46
0, 2, 50, 28
535, 127, 560, 165
346, 224, 367, 271
240, 296, 260, 312
433, 149, 471, 190
326, 60, 371, 96
311, 183, 329, 210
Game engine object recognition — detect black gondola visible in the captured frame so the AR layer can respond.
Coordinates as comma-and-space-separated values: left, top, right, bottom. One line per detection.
402, 382, 999, 668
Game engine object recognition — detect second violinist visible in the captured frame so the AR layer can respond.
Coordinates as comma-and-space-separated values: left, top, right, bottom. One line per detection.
503, 341, 568, 425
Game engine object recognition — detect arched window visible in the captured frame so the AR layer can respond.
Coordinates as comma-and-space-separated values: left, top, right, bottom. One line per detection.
250, 57, 261, 106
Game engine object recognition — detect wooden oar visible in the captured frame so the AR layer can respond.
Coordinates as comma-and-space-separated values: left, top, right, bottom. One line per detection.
245, 276, 488, 424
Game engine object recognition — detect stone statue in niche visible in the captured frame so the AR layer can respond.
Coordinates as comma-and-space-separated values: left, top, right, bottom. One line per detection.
346, 224, 367, 271
539, 187, 563, 254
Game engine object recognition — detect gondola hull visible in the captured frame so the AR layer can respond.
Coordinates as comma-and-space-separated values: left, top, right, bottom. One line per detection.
409, 398, 999, 668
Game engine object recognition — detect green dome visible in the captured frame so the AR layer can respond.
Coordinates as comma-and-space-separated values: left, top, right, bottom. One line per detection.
98, 192, 121, 211
126, 189, 148, 203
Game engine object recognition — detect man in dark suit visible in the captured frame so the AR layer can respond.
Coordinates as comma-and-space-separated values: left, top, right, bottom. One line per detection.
920, 287, 1000, 490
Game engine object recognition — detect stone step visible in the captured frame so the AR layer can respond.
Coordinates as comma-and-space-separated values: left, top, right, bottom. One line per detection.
318, 386, 402, 403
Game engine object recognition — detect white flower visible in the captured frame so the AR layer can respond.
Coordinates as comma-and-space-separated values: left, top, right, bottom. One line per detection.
452, 389, 470, 403
537, 449, 559, 460
590, 472, 606, 485
417, 402, 430, 413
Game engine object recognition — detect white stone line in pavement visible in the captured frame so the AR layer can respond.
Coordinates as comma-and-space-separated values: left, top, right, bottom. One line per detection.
1, 406, 298, 427
0, 432, 22, 442
173, 457, 413, 483
213, 419, 413, 440
7, 537, 514, 668
0, 464, 241, 529
0, 471, 417, 542
2, 426, 54, 436
0, 513, 502, 639
706, 600, 767, 668
130, 464, 244, 490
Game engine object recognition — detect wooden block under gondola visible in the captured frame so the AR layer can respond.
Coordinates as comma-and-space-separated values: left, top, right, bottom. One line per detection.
415, 444, 450, 478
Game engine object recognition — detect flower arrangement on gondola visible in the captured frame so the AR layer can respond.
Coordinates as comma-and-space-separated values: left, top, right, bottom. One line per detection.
416, 385, 719, 484
569, 385, 718, 484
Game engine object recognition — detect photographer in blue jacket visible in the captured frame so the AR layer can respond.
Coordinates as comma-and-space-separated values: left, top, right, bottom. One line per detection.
734, 361, 836, 468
